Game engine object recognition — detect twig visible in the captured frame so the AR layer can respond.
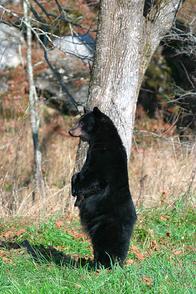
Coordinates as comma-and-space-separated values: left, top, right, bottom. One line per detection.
29, 3, 47, 24
33, 0, 51, 19
54, 0, 63, 14
0, 3, 81, 113
180, 61, 195, 89
43, 49, 80, 113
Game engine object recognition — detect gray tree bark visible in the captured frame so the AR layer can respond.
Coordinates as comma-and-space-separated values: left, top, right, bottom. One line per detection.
69, 0, 182, 209
23, 0, 45, 215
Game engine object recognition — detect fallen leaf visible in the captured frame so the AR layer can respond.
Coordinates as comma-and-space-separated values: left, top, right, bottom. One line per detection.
75, 284, 82, 289
55, 220, 64, 229
142, 276, 153, 286
160, 215, 169, 221
65, 229, 87, 240
54, 245, 66, 251
2, 230, 15, 239
16, 229, 26, 236
131, 245, 145, 260
185, 246, 196, 252
126, 259, 134, 265
0, 250, 11, 264
150, 240, 159, 251
166, 232, 171, 237
173, 250, 183, 255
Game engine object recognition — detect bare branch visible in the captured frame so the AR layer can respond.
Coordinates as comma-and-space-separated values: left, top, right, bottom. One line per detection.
0, 3, 81, 113
29, 3, 47, 24
54, 0, 63, 14
32, 0, 51, 19
43, 49, 80, 113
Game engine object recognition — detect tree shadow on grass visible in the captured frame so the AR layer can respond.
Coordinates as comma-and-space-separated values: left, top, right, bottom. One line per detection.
0, 240, 94, 269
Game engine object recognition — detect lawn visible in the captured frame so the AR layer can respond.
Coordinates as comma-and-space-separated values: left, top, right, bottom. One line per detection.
0, 201, 195, 294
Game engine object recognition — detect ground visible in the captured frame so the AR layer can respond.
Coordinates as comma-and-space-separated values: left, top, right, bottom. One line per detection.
0, 202, 195, 293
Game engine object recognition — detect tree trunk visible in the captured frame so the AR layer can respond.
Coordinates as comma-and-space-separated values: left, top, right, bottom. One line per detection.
23, 0, 45, 216
69, 0, 182, 209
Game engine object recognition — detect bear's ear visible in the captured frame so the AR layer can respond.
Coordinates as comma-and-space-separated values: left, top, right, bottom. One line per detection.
93, 107, 102, 116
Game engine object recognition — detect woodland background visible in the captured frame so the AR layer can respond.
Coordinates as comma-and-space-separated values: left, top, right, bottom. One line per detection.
0, 0, 195, 217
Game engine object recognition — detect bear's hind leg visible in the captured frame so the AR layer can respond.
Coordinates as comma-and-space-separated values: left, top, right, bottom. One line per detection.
93, 249, 115, 269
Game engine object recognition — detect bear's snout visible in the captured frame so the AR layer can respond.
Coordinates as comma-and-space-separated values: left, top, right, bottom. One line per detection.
69, 124, 82, 137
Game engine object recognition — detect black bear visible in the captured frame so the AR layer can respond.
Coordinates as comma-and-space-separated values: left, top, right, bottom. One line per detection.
69, 107, 137, 268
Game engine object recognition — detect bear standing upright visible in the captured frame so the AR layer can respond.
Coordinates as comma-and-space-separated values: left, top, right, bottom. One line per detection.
69, 107, 137, 268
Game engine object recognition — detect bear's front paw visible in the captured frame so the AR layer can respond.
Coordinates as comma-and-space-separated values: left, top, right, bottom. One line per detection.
72, 172, 80, 184
71, 172, 80, 196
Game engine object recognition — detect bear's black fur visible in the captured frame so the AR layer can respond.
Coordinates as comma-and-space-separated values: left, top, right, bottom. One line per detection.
69, 107, 137, 268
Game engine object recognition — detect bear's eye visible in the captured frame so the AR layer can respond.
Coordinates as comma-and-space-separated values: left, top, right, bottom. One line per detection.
80, 121, 84, 127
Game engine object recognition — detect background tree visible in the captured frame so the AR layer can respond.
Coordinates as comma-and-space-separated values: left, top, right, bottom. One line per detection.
23, 0, 45, 216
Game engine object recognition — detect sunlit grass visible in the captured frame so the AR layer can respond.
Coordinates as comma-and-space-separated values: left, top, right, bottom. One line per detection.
0, 202, 195, 293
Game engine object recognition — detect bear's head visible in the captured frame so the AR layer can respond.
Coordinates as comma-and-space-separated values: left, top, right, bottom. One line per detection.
69, 107, 104, 142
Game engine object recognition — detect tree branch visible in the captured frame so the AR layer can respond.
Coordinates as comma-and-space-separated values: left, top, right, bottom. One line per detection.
140, 0, 182, 82
43, 49, 80, 113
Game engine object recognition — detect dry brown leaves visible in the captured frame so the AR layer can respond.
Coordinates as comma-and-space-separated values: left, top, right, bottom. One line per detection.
65, 229, 87, 240
55, 220, 64, 229
173, 250, 183, 255
55, 220, 87, 240
142, 276, 153, 287
131, 245, 145, 260
160, 215, 170, 221
149, 240, 159, 251
126, 259, 135, 265
166, 232, 171, 237
0, 250, 12, 264
0, 228, 26, 240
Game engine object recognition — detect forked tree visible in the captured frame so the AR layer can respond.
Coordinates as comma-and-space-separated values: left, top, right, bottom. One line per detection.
70, 0, 183, 208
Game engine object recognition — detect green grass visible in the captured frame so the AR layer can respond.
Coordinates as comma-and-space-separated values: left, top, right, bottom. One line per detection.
0, 203, 195, 294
